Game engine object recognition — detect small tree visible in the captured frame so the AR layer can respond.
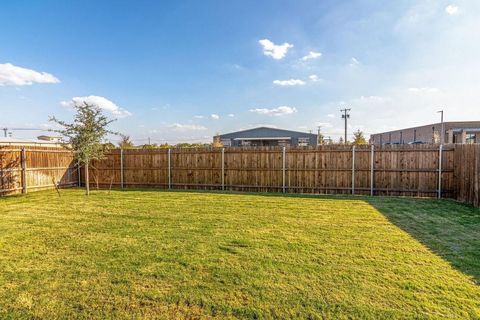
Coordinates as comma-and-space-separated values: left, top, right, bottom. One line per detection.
352, 130, 367, 145
212, 134, 223, 148
119, 135, 134, 149
50, 103, 118, 195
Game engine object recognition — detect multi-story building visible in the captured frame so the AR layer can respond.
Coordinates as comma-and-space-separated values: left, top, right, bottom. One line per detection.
370, 121, 480, 144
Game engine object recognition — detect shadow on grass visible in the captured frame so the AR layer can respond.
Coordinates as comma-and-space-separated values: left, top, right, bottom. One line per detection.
365, 197, 480, 284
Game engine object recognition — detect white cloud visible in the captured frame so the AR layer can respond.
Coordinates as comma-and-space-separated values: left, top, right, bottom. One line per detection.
168, 123, 208, 131
0, 63, 59, 86
309, 74, 320, 82
273, 79, 306, 86
249, 106, 297, 116
210, 114, 220, 120
408, 87, 441, 94
316, 122, 333, 128
61, 95, 132, 118
228, 113, 235, 117
327, 114, 335, 118
349, 57, 360, 67
445, 5, 459, 15
194, 115, 204, 119
259, 39, 293, 60
301, 51, 322, 61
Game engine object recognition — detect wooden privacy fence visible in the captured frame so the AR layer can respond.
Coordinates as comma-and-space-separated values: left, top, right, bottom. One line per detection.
1, 144, 479, 207
454, 144, 480, 207
87, 145, 455, 198
0, 147, 78, 195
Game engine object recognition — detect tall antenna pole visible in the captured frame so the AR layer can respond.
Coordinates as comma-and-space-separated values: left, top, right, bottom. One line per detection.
437, 110, 444, 145
340, 108, 351, 144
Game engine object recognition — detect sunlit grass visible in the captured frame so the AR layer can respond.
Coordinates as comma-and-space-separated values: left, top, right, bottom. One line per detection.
0, 189, 479, 319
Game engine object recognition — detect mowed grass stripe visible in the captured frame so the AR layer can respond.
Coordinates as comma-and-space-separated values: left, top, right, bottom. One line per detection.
0, 189, 479, 319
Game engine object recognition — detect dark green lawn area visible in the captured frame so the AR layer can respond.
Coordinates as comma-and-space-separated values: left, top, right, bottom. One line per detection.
0, 189, 479, 319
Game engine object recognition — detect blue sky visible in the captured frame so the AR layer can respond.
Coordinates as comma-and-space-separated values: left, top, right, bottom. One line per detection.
1, 0, 479, 143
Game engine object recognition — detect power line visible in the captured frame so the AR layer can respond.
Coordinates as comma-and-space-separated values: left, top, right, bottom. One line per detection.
1, 127, 47, 137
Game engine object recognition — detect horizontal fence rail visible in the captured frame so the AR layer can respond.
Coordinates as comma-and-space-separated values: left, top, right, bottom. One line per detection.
0, 146, 78, 195
1, 144, 479, 208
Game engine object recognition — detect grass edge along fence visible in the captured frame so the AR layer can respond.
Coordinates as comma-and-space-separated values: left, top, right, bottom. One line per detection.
1, 144, 478, 207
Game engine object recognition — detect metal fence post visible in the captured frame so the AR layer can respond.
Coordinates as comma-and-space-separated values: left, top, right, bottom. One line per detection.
221, 148, 225, 190
282, 147, 286, 193
21, 147, 27, 194
168, 148, 172, 189
352, 145, 356, 195
438, 144, 443, 199
370, 144, 375, 196
120, 148, 124, 189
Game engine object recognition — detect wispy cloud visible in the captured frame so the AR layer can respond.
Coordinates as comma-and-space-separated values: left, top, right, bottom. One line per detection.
259, 39, 293, 60
61, 95, 132, 118
273, 79, 305, 86
228, 113, 235, 117
0, 63, 59, 86
445, 5, 459, 16
301, 51, 322, 61
210, 114, 220, 120
249, 106, 297, 116
168, 123, 207, 131
408, 87, 441, 94
316, 122, 333, 128
309, 74, 321, 82
349, 57, 360, 67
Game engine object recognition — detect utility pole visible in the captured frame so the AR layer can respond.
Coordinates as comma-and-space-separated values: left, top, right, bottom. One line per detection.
2, 128, 7, 137
317, 126, 323, 145
437, 110, 444, 145
340, 108, 351, 144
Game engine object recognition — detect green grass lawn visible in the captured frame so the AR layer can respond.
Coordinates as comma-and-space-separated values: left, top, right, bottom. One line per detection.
0, 189, 479, 319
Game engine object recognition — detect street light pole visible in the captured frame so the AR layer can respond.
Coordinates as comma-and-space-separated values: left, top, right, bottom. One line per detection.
341, 108, 351, 144
437, 110, 444, 145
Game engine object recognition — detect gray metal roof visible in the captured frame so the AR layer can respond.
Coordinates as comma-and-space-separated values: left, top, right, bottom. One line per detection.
219, 127, 317, 139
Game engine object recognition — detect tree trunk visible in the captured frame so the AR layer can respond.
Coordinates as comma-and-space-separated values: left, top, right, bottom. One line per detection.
85, 161, 90, 196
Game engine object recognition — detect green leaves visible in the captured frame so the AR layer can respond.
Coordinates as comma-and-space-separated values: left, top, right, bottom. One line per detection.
50, 103, 119, 163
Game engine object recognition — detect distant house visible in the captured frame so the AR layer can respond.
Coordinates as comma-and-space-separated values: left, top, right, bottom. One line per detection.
214, 127, 318, 147
37, 135, 63, 142
0, 137, 63, 147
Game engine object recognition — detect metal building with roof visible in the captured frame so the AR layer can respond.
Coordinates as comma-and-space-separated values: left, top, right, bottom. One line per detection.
214, 127, 317, 147
370, 121, 480, 145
